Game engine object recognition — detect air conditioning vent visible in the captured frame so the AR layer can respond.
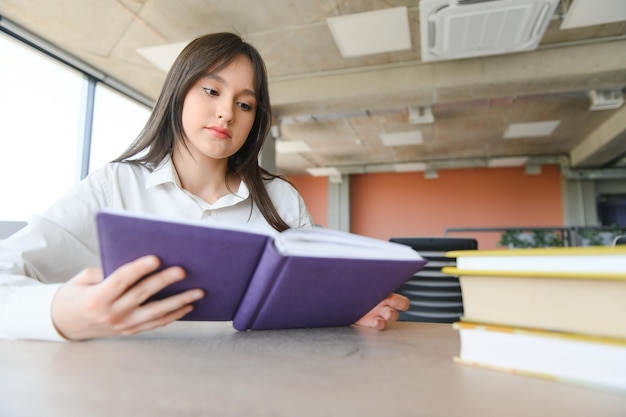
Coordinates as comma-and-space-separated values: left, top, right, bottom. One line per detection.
589, 89, 625, 111
419, 0, 559, 62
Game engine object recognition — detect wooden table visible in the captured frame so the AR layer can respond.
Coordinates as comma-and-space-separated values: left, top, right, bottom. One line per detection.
0, 321, 624, 417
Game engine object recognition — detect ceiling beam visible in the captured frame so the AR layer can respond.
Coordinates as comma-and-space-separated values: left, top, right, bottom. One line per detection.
570, 105, 626, 167
269, 39, 626, 114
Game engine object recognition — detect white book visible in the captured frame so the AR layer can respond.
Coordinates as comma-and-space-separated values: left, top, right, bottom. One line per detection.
454, 321, 626, 392
446, 246, 626, 276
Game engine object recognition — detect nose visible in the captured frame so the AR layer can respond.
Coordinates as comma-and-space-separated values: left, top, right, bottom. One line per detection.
216, 100, 234, 123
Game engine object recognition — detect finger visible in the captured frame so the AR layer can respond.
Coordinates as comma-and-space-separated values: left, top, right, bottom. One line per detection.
367, 317, 387, 330
118, 288, 204, 328
67, 267, 105, 285
118, 304, 195, 336
113, 266, 188, 310
379, 306, 400, 323
385, 293, 410, 311
355, 311, 387, 330
99, 255, 162, 302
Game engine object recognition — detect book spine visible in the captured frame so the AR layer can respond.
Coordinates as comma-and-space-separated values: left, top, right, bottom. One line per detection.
232, 241, 286, 331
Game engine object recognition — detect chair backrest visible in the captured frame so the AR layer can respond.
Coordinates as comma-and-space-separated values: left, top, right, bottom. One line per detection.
613, 235, 626, 246
0, 221, 27, 239
389, 237, 478, 323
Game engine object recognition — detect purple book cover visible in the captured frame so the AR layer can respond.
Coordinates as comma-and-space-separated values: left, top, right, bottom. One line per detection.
97, 211, 427, 329
233, 242, 426, 330
96, 211, 269, 321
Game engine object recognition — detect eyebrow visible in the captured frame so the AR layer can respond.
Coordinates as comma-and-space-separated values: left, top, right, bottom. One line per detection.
204, 73, 256, 98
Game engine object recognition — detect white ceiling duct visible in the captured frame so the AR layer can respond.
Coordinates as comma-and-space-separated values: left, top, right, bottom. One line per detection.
419, 0, 559, 62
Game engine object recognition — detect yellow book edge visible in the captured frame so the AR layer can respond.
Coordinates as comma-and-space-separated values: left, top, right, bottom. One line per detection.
452, 320, 626, 347
446, 245, 626, 258
453, 355, 559, 382
442, 266, 626, 280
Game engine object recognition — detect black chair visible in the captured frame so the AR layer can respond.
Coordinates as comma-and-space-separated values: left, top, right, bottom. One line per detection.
389, 237, 478, 323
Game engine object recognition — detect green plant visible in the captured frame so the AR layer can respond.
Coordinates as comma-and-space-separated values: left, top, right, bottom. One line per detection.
498, 229, 564, 248
577, 226, 626, 246
531, 230, 564, 247
498, 229, 528, 248
577, 229, 604, 246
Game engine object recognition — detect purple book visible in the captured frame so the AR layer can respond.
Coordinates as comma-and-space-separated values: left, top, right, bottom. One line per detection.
96, 210, 426, 330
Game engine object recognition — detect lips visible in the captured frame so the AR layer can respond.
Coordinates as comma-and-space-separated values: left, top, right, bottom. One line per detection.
207, 126, 231, 139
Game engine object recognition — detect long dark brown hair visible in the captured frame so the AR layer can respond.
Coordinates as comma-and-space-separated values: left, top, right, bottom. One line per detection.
115, 32, 290, 231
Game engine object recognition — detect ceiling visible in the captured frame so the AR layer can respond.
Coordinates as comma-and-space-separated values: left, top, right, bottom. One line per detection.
1, 0, 625, 178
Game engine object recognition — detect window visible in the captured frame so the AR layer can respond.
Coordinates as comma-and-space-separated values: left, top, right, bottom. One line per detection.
90, 84, 150, 171
0, 32, 151, 221
0, 33, 83, 221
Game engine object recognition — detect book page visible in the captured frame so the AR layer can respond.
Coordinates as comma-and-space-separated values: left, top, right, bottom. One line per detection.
275, 227, 423, 260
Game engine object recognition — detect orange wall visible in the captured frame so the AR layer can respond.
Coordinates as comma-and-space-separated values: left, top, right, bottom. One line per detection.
291, 165, 564, 249
288, 175, 328, 227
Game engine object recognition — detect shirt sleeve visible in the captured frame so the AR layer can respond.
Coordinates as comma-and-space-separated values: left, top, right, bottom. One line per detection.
0, 172, 107, 341
265, 178, 314, 229
295, 192, 314, 228
0, 277, 65, 341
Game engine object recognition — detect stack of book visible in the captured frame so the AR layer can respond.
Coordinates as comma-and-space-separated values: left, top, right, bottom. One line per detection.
442, 245, 626, 391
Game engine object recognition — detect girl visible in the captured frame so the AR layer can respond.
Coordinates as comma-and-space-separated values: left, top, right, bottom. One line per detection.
0, 32, 408, 341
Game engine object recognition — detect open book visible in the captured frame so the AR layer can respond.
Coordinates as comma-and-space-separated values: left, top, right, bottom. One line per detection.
96, 210, 426, 331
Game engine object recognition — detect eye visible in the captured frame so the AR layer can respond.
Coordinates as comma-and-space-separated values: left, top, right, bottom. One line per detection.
238, 102, 254, 112
202, 87, 218, 97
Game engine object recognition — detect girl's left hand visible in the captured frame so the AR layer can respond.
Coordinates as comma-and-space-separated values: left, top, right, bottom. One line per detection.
355, 293, 410, 330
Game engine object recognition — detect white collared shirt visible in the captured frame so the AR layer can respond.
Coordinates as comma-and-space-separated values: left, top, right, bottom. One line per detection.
0, 157, 312, 341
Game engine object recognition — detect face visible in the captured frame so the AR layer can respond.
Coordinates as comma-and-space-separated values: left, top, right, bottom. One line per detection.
179, 54, 257, 164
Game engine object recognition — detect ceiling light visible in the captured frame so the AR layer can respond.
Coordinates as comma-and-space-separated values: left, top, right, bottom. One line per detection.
488, 157, 529, 167
275, 140, 312, 154
306, 167, 342, 177
327, 7, 411, 58
380, 130, 424, 146
408, 106, 434, 124
561, 0, 626, 29
136, 41, 187, 72
394, 162, 427, 172
503, 121, 560, 139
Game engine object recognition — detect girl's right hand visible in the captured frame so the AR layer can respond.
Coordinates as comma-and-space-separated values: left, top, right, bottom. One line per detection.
50, 255, 204, 341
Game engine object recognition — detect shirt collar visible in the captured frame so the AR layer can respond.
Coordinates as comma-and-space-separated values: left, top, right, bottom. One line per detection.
212, 181, 249, 209
146, 155, 181, 189
145, 155, 250, 208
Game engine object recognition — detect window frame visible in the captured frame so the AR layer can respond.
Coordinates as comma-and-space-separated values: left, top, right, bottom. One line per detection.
0, 17, 153, 181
